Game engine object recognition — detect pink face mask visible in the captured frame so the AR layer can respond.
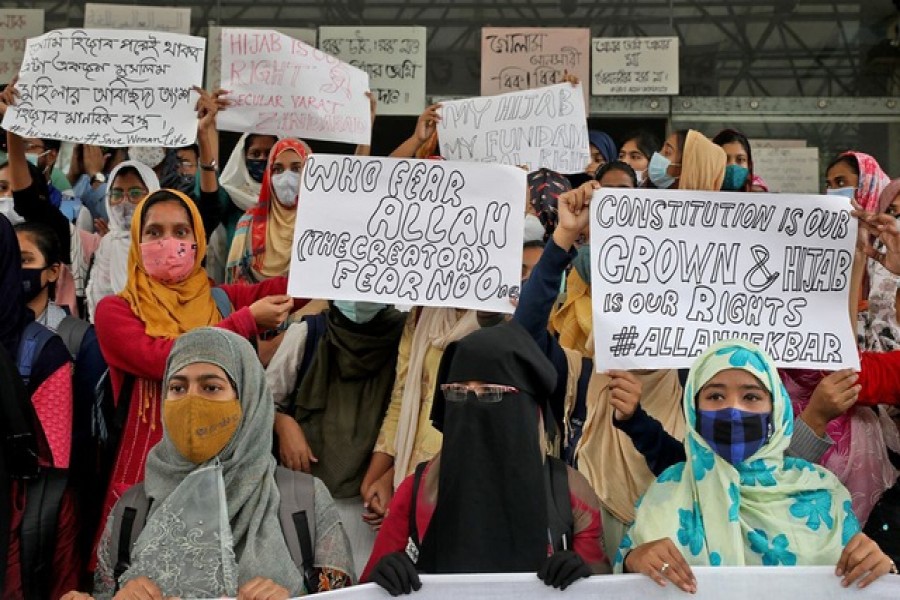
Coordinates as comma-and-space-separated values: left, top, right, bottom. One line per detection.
140, 238, 197, 284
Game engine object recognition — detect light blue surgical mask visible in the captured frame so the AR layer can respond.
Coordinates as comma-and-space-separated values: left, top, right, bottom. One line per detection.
26, 151, 48, 167
333, 300, 388, 324
826, 186, 856, 200
721, 164, 750, 191
648, 152, 679, 189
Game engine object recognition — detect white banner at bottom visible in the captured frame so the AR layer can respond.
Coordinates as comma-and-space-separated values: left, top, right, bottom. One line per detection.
309, 568, 900, 600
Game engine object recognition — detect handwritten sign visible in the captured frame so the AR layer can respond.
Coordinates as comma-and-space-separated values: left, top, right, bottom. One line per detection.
0, 9, 43, 79
217, 29, 371, 145
83, 3, 191, 34
1, 29, 205, 147
591, 36, 679, 95
287, 155, 525, 313
437, 83, 590, 173
205, 26, 316, 90
481, 27, 590, 106
753, 147, 821, 194
590, 189, 859, 370
319, 26, 426, 116
293, 569, 900, 600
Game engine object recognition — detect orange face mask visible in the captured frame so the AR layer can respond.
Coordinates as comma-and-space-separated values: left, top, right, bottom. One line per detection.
163, 395, 242, 463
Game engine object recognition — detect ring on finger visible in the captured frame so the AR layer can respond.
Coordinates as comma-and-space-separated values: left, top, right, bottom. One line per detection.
660, 562, 670, 575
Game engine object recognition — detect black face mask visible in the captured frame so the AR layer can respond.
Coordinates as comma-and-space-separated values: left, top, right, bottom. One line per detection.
21, 267, 46, 302
246, 159, 267, 183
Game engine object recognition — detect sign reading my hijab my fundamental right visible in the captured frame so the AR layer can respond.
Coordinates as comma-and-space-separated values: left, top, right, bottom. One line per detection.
287, 155, 525, 314
590, 189, 860, 371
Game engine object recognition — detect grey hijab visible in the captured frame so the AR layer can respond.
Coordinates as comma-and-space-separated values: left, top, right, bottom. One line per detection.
124, 327, 305, 596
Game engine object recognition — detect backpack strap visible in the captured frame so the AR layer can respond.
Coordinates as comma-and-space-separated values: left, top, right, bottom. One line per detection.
545, 457, 574, 552
56, 315, 91, 360
108, 483, 153, 590
19, 469, 67, 599
16, 321, 56, 388
405, 461, 429, 565
211, 286, 233, 318
274, 466, 317, 592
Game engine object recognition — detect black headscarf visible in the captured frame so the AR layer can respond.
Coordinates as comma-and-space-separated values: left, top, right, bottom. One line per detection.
417, 320, 557, 574
0, 214, 30, 358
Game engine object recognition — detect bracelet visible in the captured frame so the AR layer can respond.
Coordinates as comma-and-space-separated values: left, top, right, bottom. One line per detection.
199, 160, 217, 172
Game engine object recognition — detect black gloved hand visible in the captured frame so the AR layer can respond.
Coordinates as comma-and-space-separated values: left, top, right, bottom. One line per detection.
537, 550, 592, 590
370, 551, 422, 596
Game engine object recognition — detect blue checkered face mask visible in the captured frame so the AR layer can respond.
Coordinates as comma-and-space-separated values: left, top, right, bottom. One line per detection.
696, 407, 772, 465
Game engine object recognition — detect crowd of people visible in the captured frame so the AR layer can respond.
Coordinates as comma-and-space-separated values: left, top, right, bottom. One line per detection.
0, 71, 899, 600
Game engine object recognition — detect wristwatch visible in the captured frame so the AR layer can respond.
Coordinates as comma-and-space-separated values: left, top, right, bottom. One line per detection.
91, 172, 106, 184
200, 160, 218, 172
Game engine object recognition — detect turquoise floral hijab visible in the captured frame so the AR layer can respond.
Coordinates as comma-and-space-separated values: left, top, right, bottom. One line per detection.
614, 339, 859, 570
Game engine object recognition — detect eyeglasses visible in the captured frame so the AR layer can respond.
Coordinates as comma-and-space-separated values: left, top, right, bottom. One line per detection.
440, 383, 519, 403
108, 187, 148, 205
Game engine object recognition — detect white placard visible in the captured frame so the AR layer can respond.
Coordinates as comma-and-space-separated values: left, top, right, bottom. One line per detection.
2, 29, 205, 147
0, 9, 44, 79
480, 27, 591, 107
437, 83, 590, 173
205, 26, 316, 90
217, 29, 371, 145
591, 36, 679, 95
753, 147, 821, 194
319, 26, 426, 116
590, 189, 859, 370
83, 3, 191, 34
287, 155, 525, 313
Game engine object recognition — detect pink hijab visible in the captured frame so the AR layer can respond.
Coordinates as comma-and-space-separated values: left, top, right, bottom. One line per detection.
839, 151, 890, 212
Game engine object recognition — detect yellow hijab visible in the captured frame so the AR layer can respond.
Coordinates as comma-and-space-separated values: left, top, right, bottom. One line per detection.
550, 268, 594, 357
120, 190, 222, 339
679, 130, 727, 192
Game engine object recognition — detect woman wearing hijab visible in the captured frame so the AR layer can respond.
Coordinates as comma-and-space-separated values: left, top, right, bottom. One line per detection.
362, 321, 609, 594
226, 138, 313, 284
616, 339, 896, 592
85, 160, 160, 320
825, 151, 891, 212
0, 214, 79, 599
92, 189, 305, 555
69, 327, 353, 599
585, 130, 617, 176
713, 128, 754, 192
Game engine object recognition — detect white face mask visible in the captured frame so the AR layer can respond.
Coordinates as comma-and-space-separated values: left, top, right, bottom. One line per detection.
0, 197, 24, 225
111, 201, 137, 229
271, 171, 301, 208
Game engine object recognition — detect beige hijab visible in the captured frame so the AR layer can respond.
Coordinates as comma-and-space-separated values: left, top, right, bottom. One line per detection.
679, 130, 726, 192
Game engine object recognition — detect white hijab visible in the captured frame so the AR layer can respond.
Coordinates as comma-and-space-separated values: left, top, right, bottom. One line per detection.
86, 160, 160, 320
219, 132, 264, 211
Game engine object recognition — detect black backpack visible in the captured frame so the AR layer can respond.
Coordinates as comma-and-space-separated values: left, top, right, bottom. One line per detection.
107, 466, 319, 594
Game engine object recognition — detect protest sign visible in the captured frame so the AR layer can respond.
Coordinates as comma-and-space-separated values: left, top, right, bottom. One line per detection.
591, 36, 679, 95
287, 155, 525, 313
437, 83, 590, 173
217, 29, 371, 145
753, 147, 820, 194
319, 26, 426, 116
0, 9, 43, 79
481, 27, 590, 106
2, 28, 205, 147
205, 568, 900, 600
590, 189, 859, 370
83, 3, 191, 34
205, 26, 316, 90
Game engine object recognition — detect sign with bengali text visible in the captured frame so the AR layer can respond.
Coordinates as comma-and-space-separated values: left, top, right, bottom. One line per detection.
591, 36, 679, 95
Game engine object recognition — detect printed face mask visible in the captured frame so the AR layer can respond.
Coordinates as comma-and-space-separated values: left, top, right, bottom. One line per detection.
647, 152, 679, 189
721, 164, 750, 191
826, 187, 856, 200
696, 406, 772, 465
140, 237, 197, 284
246, 159, 267, 183
163, 395, 242, 464
271, 171, 301, 208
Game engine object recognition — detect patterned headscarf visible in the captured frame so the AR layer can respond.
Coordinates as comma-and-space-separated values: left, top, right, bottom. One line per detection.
840, 151, 890, 212
615, 340, 859, 570
527, 168, 571, 241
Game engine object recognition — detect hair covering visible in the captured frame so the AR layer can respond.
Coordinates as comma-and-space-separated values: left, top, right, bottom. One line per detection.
0, 214, 30, 358
840, 151, 890, 212
528, 168, 571, 241
219, 133, 267, 212
588, 131, 617, 164
125, 328, 305, 596
679, 130, 726, 191
225, 138, 312, 283
415, 321, 554, 573
615, 340, 859, 571
119, 190, 222, 339
550, 268, 593, 357
86, 160, 160, 319
876, 178, 900, 216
